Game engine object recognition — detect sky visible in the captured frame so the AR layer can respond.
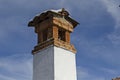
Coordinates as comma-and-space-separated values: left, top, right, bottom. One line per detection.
0, 0, 120, 80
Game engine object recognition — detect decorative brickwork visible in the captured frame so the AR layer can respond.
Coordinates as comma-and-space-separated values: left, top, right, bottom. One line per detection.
53, 17, 73, 32
65, 31, 70, 43
28, 8, 78, 54
32, 38, 76, 54
53, 26, 58, 39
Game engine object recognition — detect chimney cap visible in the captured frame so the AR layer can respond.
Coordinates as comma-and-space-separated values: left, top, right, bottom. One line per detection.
28, 8, 79, 28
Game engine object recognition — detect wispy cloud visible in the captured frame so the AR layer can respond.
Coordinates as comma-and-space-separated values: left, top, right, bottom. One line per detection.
68, 0, 120, 67
101, 0, 120, 28
77, 66, 106, 80
0, 0, 120, 80
101, 0, 120, 45
100, 67, 117, 75
0, 54, 32, 80
0, 74, 16, 80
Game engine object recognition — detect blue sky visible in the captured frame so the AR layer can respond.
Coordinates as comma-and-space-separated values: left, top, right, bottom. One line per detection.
0, 0, 120, 80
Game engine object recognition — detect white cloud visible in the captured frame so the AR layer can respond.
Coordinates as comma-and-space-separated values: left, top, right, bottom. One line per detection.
0, 0, 120, 79
108, 33, 120, 45
100, 67, 117, 75
69, 0, 120, 66
101, 0, 120, 45
0, 54, 32, 80
101, 0, 120, 28
77, 66, 106, 80
0, 74, 16, 80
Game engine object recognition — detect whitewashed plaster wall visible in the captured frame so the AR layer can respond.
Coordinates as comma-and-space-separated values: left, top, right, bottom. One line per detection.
33, 45, 54, 80
33, 45, 77, 80
54, 46, 77, 80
